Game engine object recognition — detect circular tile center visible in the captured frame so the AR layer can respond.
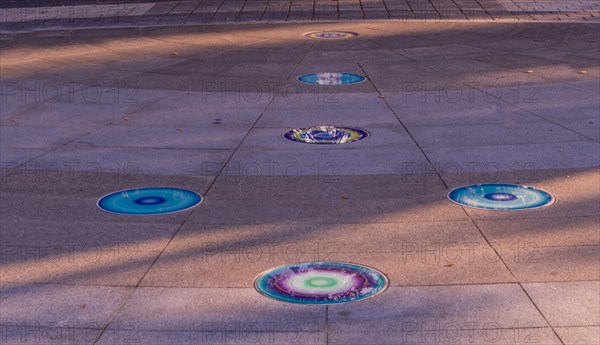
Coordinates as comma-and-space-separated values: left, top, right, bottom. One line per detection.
484, 192, 517, 201
134, 196, 168, 205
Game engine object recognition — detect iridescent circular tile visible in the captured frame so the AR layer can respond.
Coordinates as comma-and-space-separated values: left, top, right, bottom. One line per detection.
297, 73, 366, 85
303, 31, 358, 39
97, 187, 203, 215
283, 126, 369, 144
448, 184, 555, 211
254, 262, 389, 305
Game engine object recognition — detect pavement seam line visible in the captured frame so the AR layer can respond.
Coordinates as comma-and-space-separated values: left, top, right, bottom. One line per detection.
236, 0, 251, 22
475, 0, 495, 20
7, 92, 176, 172
260, 0, 273, 21
200, 39, 318, 196
426, 0, 442, 19
284, 0, 293, 20
183, 0, 206, 23
461, 209, 568, 345
325, 305, 329, 345
358, 0, 366, 19
210, 0, 228, 22
356, 61, 452, 191
158, 0, 183, 24
91, 215, 197, 345
448, 0, 468, 20
1, 83, 168, 168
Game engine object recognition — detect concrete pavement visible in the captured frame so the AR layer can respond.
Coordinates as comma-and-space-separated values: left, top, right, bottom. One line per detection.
1, 13, 599, 345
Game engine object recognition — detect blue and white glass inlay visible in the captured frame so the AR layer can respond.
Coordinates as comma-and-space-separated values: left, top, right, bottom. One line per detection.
297, 73, 365, 85
97, 187, 203, 215
448, 184, 555, 211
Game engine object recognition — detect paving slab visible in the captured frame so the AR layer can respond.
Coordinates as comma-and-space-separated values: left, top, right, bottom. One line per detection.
498, 245, 600, 282
109, 287, 326, 332
96, 329, 328, 345
0, 92, 43, 121
361, 61, 461, 92
555, 326, 600, 345
206, 174, 447, 200
1, 122, 102, 149
423, 141, 599, 171
153, 247, 514, 288
329, 284, 549, 331
334, 327, 561, 344
475, 216, 600, 247
408, 121, 589, 148
27, 143, 233, 176
303, 48, 405, 63
124, 91, 270, 128
1, 219, 178, 286
0, 147, 48, 166
522, 281, 600, 327
258, 92, 400, 128
549, 117, 600, 141
0, 282, 133, 328
3, 91, 171, 126
381, 92, 543, 126
225, 146, 431, 175
186, 196, 468, 225
139, 220, 513, 287
76, 124, 251, 150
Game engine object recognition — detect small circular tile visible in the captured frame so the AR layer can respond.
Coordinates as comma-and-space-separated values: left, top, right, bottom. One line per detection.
283, 126, 369, 144
97, 187, 203, 215
447, 184, 555, 211
303, 31, 358, 39
297, 73, 366, 85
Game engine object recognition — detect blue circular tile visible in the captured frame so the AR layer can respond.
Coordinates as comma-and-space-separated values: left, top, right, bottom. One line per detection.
448, 184, 555, 211
97, 187, 203, 215
297, 73, 366, 85
283, 126, 369, 144
254, 262, 389, 305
